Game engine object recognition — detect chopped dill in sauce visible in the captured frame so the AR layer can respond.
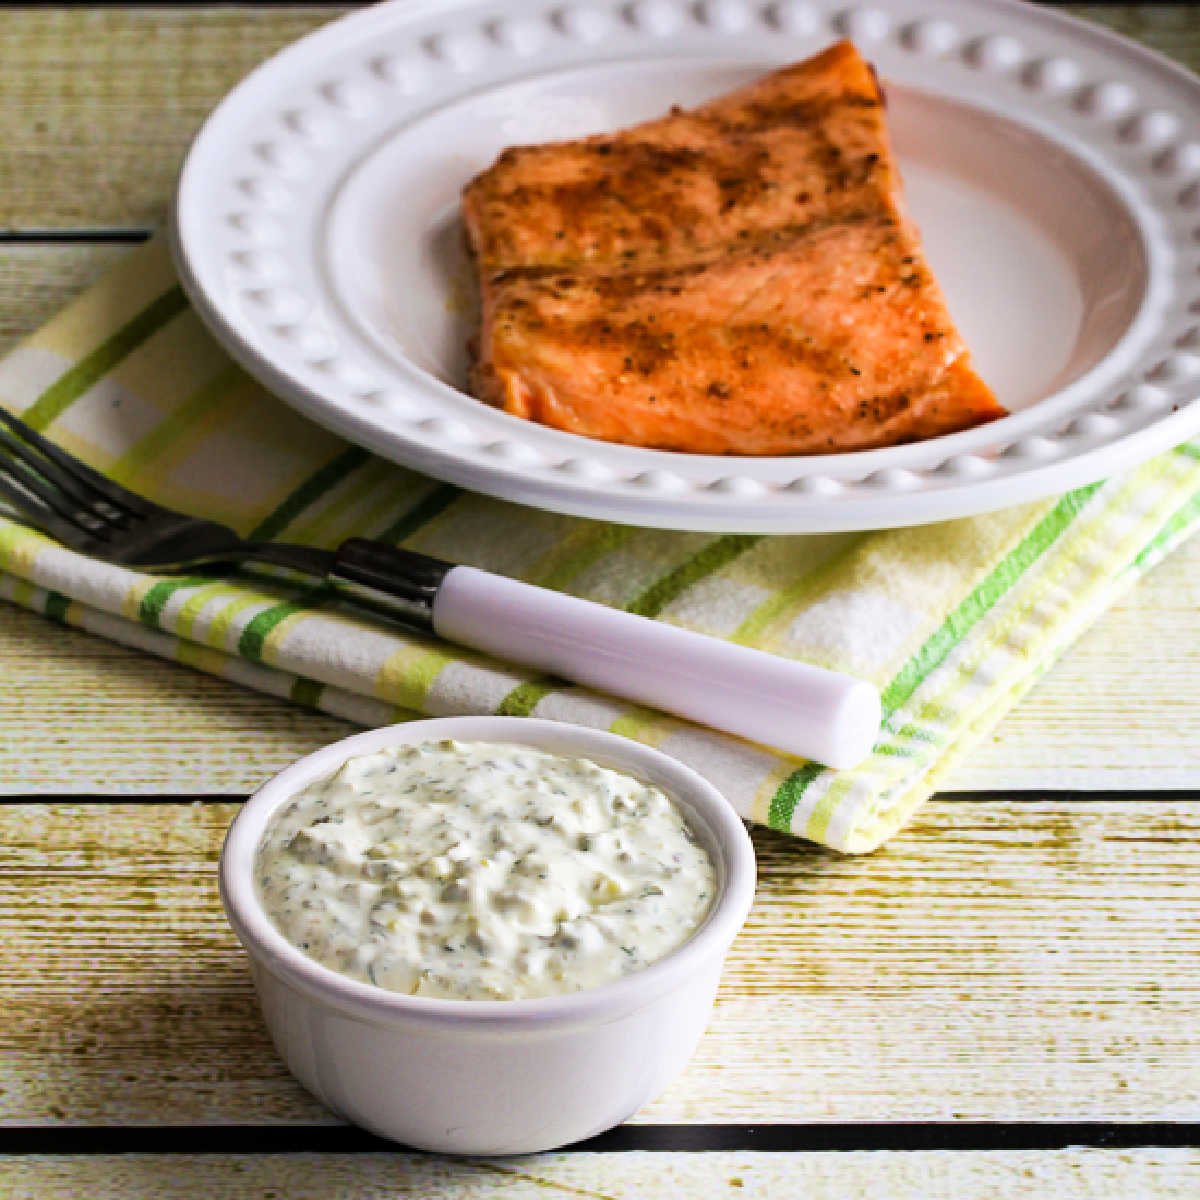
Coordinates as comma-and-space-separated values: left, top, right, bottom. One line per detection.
255, 740, 716, 1001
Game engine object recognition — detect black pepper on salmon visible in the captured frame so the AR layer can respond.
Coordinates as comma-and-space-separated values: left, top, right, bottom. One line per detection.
462, 40, 1004, 455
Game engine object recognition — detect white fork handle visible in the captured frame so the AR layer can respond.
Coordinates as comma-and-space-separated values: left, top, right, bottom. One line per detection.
433, 566, 880, 769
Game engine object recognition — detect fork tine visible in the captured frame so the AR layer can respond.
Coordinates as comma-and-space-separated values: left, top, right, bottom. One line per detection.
0, 450, 117, 541
0, 407, 156, 516
0, 472, 108, 549
0, 428, 132, 527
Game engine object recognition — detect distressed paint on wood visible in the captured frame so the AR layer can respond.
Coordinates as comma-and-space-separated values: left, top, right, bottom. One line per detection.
2, 1149, 1199, 1200
0, 603, 357, 795
0, 7, 1196, 231
1, 10, 1200, 1181
3, 800, 1199, 1125
0, 8, 350, 232
954, 531, 1200, 788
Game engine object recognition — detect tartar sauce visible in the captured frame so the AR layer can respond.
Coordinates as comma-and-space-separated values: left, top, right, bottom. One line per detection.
255, 739, 716, 1001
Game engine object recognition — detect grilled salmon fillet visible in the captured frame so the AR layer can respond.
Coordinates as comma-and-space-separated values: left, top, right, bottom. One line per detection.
462, 41, 1004, 456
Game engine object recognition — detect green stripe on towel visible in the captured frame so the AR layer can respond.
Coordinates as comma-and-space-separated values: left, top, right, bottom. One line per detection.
290, 677, 325, 709
22, 287, 190, 431
139, 576, 212, 629
496, 681, 557, 717
766, 481, 1104, 833
627, 534, 762, 619
376, 483, 462, 545
493, 533, 763, 714
43, 591, 72, 624
248, 446, 372, 542
237, 595, 318, 662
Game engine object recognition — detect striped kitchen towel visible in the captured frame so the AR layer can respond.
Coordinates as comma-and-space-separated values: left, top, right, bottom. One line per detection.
2, 238, 1199, 852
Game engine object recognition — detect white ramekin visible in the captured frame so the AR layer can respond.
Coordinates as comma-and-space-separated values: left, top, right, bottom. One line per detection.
220, 716, 756, 1155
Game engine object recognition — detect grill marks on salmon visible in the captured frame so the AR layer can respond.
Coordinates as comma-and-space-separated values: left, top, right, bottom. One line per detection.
462, 41, 1005, 456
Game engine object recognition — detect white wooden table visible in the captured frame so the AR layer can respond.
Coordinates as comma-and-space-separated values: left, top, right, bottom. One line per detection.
3, 6, 1200, 1197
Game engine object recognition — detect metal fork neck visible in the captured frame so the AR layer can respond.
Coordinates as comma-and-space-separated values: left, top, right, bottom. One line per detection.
239, 541, 338, 578
327, 539, 453, 632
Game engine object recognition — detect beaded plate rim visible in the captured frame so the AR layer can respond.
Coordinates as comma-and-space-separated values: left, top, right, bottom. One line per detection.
172, 0, 1200, 532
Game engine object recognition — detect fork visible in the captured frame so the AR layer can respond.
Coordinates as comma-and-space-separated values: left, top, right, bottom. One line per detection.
0, 406, 880, 768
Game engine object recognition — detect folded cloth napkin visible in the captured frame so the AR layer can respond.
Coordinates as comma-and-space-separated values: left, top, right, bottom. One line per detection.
3, 239, 1199, 851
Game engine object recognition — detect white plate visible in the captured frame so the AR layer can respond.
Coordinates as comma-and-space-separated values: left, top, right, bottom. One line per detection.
171, 0, 1200, 532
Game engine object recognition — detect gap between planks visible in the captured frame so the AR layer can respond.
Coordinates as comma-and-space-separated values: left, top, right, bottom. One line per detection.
4, 1123, 1200, 1155
0, 230, 150, 244
4, 790, 1200, 805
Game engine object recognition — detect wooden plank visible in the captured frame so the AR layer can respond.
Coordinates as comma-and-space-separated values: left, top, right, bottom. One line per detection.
954, 530, 1200, 789
0, 6, 1196, 231
2, 1149, 1199, 1200
0, 7, 351, 232
4, 799, 1199, 1126
0, 603, 357, 795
